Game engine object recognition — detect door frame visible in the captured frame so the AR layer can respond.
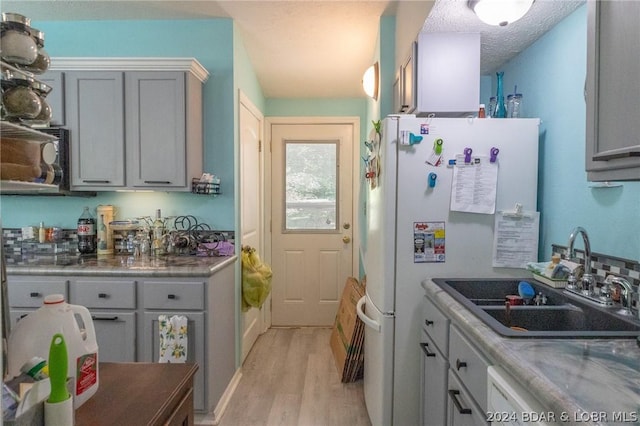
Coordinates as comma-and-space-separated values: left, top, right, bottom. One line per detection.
264, 116, 361, 326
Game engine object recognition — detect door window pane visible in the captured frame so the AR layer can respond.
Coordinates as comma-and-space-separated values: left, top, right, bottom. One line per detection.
285, 141, 338, 231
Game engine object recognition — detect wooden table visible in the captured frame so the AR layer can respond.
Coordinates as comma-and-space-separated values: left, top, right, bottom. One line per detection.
75, 362, 198, 426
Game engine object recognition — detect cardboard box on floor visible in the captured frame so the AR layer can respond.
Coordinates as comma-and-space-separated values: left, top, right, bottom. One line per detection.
330, 277, 366, 382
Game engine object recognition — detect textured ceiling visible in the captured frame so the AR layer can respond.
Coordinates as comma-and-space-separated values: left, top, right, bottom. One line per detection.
3, 0, 584, 98
423, 0, 585, 74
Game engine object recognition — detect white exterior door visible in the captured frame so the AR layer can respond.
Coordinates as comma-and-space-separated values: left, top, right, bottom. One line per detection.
270, 119, 357, 326
239, 92, 265, 361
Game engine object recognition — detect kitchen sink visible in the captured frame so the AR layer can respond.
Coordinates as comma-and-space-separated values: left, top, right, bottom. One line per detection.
432, 278, 640, 339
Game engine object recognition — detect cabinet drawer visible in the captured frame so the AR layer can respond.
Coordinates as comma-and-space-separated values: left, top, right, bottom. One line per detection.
70, 279, 136, 309
142, 281, 204, 310
423, 296, 450, 356
449, 325, 490, 410
7, 277, 67, 307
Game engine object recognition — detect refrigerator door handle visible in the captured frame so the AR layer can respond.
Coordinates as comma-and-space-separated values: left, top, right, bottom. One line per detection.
356, 295, 381, 332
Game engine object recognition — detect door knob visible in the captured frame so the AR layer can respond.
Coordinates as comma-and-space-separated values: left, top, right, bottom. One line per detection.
342, 236, 351, 244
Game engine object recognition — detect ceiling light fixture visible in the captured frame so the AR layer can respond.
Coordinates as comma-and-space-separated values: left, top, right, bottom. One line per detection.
362, 62, 379, 100
468, 0, 534, 27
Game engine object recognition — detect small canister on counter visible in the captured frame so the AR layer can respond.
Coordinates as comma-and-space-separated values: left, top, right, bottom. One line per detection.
96, 205, 115, 255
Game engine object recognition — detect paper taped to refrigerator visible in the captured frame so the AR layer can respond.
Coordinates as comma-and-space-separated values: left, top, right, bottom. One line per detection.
492, 210, 539, 268
414, 222, 445, 263
450, 154, 497, 214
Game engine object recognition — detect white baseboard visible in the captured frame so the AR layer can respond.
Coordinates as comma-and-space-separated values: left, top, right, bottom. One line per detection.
195, 368, 243, 426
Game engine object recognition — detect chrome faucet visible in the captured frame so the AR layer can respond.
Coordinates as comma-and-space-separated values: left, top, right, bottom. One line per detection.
604, 275, 636, 316
567, 227, 593, 293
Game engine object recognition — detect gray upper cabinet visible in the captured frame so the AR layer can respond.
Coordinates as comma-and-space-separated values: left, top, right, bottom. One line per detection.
66, 71, 126, 189
586, 0, 640, 181
394, 32, 480, 117
125, 71, 202, 190
40, 71, 65, 126
52, 58, 209, 191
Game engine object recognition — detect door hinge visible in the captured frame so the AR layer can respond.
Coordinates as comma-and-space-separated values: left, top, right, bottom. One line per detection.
258, 140, 262, 152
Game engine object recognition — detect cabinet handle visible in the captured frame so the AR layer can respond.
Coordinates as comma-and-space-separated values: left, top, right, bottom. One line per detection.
448, 389, 472, 415
91, 316, 119, 321
419, 342, 436, 357
98, 293, 109, 299
456, 359, 467, 371
82, 180, 111, 183
29, 292, 41, 298
167, 294, 177, 300
425, 319, 434, 326
144, 180, 171, 184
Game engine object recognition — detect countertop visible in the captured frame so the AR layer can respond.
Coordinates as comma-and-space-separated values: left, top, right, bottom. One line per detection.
422, 279, 640, 426
5, 253, 237, 277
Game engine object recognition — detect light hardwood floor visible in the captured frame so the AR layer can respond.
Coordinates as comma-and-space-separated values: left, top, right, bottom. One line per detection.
219, 327, 371, 426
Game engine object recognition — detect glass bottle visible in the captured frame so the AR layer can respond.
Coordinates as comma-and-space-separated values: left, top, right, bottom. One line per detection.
152, 209, 164, 256
487, 97, 496, 118
494, 72, 507, 118
77, 206, 96, 254
506, 94, 514, 118
511, 93, 523, 118
97, 214, 107, 251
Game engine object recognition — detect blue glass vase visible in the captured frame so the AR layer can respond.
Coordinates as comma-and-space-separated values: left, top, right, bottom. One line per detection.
494, 72, 507, 118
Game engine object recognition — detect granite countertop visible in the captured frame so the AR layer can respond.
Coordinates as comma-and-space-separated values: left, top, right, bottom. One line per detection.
5, 253, 237, 277
422, 279, 640, 426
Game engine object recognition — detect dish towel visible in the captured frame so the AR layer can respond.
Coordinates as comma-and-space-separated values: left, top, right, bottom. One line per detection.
158, 315, 188, 363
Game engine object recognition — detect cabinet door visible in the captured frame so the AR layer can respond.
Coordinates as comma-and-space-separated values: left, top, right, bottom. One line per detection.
39, 71, 65, 126
393, 67, 402, 113
91, 311, 136, 362
586, 1, 640, 181
142, 311, 205, 411
66, 72, 125, 189
447, 371, 488, 426
420, 331, 448, 426
415, 32, 480, 116
125, 72, 187, 189
400, 42, 417, 113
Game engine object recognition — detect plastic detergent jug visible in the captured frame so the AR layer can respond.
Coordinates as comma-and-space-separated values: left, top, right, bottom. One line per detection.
8, 294, 99, 408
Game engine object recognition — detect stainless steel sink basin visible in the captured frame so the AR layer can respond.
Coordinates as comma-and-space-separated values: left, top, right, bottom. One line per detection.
432, 278, 640, 339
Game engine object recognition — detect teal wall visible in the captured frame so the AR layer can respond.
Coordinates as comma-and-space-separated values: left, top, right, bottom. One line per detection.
1, 19, 237, 231
497, 4, 640, 261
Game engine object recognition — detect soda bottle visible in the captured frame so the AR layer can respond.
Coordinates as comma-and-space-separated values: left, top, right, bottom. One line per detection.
77, 206, 96, 254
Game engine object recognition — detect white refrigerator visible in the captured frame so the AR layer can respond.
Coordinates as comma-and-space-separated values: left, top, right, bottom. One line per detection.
356, 116, 540, 426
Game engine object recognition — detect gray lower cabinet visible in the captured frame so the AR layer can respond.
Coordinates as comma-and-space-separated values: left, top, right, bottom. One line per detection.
6, 258, 236, 417
586, 0, 640, 181
140, 279, 206, 411
447, 371, 487, 426
421, 296, 489, 426
69, 277, 137, 363
420, 330, 448, 426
